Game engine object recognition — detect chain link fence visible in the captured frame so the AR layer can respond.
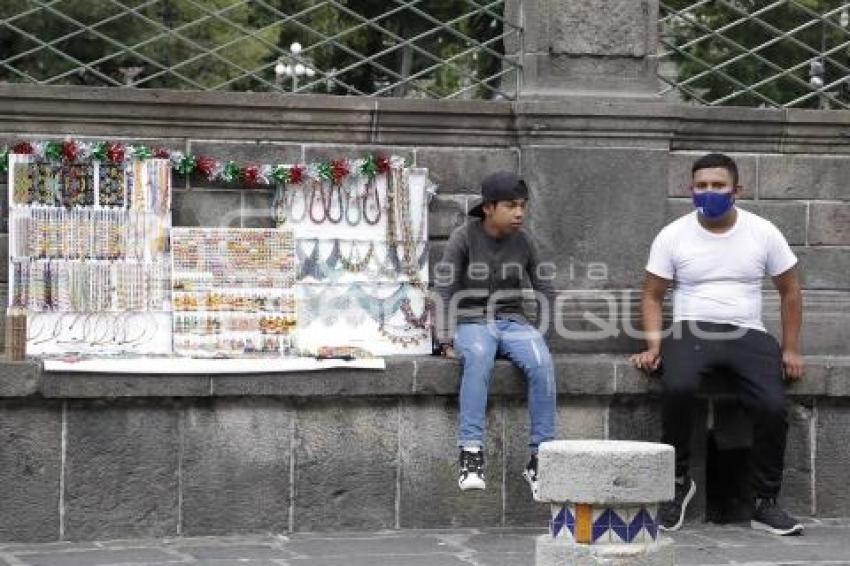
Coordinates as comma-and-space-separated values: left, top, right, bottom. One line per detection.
0, 0, 520, 100
659, 0, 850, 109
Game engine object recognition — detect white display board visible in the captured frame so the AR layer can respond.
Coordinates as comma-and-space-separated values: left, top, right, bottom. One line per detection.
7, 153, 173, 357
283, 167, 434, 356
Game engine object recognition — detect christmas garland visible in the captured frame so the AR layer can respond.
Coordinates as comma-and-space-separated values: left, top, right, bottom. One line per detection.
0, 139, 407, 188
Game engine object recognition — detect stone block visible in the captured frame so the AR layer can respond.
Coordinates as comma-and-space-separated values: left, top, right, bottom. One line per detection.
614, 361, 661, 395
664, 199, 806, 246
182, 399, 293, 535
63, 399, 180, 540
188, 140, 301, 166
416, 148, 519, 194
212, 358, 416, 397
293, 399, 398, 531
398, 397, 503, 528
779, 402, 814, 517
795, 248, 850, 290
428, 240, 447, 283
815, 401, 850, 516
667, 152, 757, 198
504, 398, 609, 526
536, 533, 674, 566
0, 360, 42, 397
18, 548, 189, 566
172, 190, 241, 228
809, 202, 850, 245
549, 0, 652, 57
537, 440, 674, 504
522, 147, 669, 289
303, 145, 414, 165
821, 358, 850, 397
759, 155, 850, 200
413, 355, 616, 397
428, 195, 467, 239
548, 290, 646, 355
375, 98, 514, 148
39, 373, 209, 398
241, 189, 276, 229
0, 400, 61, 542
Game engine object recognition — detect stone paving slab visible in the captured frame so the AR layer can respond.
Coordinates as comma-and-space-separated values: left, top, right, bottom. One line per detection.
2, 522, 850, 565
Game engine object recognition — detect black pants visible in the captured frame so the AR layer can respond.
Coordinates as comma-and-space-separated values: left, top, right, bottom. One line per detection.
660, 321, 788, 499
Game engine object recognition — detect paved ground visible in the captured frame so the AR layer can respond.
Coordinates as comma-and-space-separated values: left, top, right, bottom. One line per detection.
2, 520, 850, 565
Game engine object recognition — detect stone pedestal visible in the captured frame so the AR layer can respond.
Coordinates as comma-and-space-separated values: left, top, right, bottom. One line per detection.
508, 0, 660, 100
535, 440, 675, 566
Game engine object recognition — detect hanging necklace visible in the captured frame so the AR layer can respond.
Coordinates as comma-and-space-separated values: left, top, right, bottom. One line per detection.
339, 241, 374, 273
344, 184, 362, 226
285, 184, 308, 223
308, 180, 327, 224
297, 239, 326, 281
324, 180, 343, 223
363, 175, 382, 225
324, 239, 342, 272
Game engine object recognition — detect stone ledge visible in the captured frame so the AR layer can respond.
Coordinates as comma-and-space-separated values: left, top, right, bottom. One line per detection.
0, 359, 42, 397
0, 354, 847, 399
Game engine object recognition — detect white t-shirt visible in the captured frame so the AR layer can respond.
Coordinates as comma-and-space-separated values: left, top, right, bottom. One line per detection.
645, 208, 797, 331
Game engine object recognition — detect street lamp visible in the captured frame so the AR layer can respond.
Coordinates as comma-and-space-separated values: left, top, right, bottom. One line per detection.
274, 42, 316, 93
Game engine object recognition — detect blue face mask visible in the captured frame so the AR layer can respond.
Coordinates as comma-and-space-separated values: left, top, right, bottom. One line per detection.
693, 191, 734, 219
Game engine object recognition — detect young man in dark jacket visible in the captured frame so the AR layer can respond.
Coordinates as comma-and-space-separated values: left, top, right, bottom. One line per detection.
435, 170, 557, 495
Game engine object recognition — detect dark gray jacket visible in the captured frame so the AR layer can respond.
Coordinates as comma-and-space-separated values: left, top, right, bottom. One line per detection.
434, 218, 556, 343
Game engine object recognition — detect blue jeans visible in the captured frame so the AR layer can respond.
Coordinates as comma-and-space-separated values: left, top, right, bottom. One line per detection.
455, 319, 557, 453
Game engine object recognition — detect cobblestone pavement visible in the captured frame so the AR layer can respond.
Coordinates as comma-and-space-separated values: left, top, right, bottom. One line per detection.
2, 520, 850, 565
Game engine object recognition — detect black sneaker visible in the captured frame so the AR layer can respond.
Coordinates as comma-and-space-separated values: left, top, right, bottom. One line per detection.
458, 449, 485, 491
659, 476, 696, 532
522, 454, 539, 499
751, 498, 804, 536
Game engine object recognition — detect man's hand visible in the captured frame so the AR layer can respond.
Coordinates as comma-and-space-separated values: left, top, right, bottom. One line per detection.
782, 348, 804, 381
442, 345, 456, 359
630, 349, 662, 375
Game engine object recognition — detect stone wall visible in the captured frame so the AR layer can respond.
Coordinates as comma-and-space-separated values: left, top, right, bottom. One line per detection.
1, 356, 849, 542
0, 85, 849, 542
0, 86, 847, 357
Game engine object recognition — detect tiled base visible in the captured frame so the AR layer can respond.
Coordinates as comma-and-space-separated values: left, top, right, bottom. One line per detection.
549, 503, 659, 544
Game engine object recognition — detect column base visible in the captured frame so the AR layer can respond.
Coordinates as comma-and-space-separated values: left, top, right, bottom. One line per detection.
535, 534, 675, 566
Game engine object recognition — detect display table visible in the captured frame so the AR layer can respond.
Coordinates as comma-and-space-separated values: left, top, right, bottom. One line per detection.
43, 356, 385, 374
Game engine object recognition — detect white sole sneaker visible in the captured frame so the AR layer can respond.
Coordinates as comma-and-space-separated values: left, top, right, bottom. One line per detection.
750, 520, 804, 536
522, 469, 539, 500
458, 473, 486, 491
659, 479, 696, 532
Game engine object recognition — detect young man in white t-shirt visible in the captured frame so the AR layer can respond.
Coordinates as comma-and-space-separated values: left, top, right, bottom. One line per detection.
631, 153, 804, 536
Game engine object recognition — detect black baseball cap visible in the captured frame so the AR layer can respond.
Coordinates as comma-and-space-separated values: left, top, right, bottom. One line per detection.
468, 171, 529, 218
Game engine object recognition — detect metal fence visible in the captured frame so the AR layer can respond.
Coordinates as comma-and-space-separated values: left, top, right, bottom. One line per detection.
658, 0, 850, 109
0, 0, 520, 100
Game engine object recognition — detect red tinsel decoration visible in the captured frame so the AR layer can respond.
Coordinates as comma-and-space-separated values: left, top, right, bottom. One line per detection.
106, 142, 125, 164
330, 159, 349, 184
195, 156, 217, 180
62, 140, 78, 162
153, 147, 170, 159
12, 142, 34, 155
376, 155, 390, 174
289, 165, 304, 185
242, 165, 261, 186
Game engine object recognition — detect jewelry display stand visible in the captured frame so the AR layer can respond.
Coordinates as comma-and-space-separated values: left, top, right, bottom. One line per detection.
170, 227, 297, 358
282, 165, 434, 356
7, 153, 173, 356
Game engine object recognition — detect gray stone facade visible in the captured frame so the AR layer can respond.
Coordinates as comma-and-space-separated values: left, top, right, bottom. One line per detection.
0, 357, 849, 541
0, 0, 848, 540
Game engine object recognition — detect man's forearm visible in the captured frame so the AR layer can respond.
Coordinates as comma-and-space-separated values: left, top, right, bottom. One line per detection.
780, 290, 802, 351
642, 298, 664, 353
